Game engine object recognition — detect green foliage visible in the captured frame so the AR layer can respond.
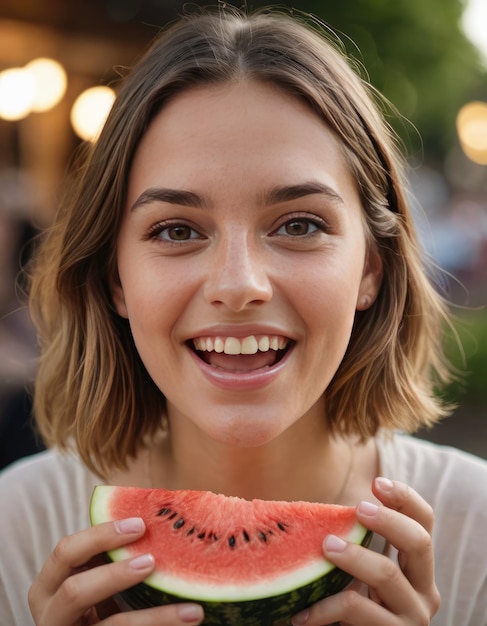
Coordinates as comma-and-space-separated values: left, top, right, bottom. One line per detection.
249, 0, 487, 162
444, 308, 487, 405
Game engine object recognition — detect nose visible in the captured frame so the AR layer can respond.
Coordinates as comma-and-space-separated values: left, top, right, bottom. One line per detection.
203, 232, 273, 312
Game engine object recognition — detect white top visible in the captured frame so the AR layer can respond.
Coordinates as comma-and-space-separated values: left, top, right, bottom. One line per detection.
1, 433, 486, 625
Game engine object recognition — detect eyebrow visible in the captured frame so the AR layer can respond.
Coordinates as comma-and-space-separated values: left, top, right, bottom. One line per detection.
130, 181, 344, 212
263, 182, 344, 206
130, 188, 207, 211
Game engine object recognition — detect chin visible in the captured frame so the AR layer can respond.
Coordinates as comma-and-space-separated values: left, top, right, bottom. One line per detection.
204, 416, 287, 448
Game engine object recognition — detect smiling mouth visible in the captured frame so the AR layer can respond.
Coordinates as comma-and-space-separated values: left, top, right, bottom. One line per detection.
189, 335, 293, 372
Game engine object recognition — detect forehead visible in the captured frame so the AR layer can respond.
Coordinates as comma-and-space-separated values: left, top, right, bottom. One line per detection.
127, 80, 360, 208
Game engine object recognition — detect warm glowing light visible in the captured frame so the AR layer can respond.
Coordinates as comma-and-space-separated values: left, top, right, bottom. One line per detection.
26, 58, 67, 112
0, 67, 35, 121
457, 101, 487, 165
463, 0, 487, 66
70, 86, 115, 141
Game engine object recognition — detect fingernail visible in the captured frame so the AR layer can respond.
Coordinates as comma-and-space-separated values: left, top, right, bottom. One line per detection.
375, 476, 394, 492
292, 608, 309, 625
129, 553, 154, 570
115, 517, 145, 534
178, 603, 204, 623
324, 534, 347, 553
358, 500, 379, 516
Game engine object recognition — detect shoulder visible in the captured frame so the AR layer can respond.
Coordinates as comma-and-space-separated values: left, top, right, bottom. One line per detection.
0, 447, 99, 535
377, 431, 487, 506
0, 448, 99, 573
0, 447, 98, 507
0, 449, 99, 626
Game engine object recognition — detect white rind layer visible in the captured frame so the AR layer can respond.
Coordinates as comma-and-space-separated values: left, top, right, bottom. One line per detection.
131, 550, 341, 601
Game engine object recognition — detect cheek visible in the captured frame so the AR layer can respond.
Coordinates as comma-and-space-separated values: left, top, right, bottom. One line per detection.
119, 257, 188, 314
295, 262, 363, 318
118, 266, 198, 363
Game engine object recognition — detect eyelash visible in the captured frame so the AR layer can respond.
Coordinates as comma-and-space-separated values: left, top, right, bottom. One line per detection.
145, 221, 203, 243
273, 215, 329, 238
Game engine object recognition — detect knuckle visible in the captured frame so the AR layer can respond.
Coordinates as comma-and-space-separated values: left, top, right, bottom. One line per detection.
416, 608, 432, 626
59, 574, 83, 606
27, 583, 36, 609
430, 585, 441, 616
379, 557, 402, 586
414, 528, 433, 556
340, 588, 363, 615
422, 501, 435, 526
52, 535, 72, 566
27, 584, 42, 620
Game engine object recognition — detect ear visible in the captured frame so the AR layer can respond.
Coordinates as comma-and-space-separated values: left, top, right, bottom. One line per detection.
109, 269, 129, 318
356, 245, 383, 311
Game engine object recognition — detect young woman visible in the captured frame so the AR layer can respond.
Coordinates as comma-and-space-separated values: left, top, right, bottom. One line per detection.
1, 8, 486, 626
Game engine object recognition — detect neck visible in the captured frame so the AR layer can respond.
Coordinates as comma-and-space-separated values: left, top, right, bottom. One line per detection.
150, 410, 357, 504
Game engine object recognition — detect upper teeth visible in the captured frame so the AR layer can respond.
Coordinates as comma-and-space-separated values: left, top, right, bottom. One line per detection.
193, 335, 288, 355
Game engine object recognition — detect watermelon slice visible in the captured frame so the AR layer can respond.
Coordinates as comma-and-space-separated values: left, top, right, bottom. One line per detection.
90, 486, 372, 625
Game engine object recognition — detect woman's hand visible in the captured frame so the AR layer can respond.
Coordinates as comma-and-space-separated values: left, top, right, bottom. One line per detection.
28, 517, 204, 626
292, 477, 441, 625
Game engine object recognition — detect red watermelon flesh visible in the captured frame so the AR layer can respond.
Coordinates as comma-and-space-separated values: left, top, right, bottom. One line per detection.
90, 485, 370, 605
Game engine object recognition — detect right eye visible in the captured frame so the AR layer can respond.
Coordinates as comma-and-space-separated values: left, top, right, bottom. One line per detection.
148, 222, 202, 242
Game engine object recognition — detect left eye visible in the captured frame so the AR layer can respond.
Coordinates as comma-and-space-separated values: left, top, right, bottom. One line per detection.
276, 219, 321, 237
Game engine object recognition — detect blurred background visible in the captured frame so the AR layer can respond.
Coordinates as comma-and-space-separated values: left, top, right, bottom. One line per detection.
0, 0, 486, 469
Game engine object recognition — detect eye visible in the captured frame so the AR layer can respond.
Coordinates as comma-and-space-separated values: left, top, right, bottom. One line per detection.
149, 222, 202, 242
275, 217, 323, 237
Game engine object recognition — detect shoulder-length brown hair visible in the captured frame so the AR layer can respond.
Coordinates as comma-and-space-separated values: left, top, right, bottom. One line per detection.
30, 7, 453, 477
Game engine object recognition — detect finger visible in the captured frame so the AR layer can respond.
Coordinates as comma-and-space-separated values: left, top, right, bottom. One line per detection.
40, 518, 146, 597
356, 499, 438, 606
100, 603, 205, 625
38, 552, 156, 626
373, 477, 434, 533
320, 534, 421, 617
292, 588, 402, 626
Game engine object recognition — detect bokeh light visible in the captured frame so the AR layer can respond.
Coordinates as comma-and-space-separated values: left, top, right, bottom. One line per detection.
70, 85, 115, 141
26, 58, 67, 113
0, 68, 35, 121
456, 101, 487, 165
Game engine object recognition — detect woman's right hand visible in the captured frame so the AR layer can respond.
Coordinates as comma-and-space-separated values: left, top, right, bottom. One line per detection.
28, 517, 205, 626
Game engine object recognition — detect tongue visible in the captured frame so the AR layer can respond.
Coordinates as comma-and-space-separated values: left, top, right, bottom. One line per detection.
205, 351, 278, 371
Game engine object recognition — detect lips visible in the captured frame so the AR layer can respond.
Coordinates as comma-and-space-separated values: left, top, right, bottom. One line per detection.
190, 334, 292, 372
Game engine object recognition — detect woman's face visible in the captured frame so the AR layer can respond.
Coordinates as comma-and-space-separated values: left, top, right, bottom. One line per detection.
112, 80, 382, 447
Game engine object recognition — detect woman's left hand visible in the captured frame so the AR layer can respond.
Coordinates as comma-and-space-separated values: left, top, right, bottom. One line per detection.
292, 477, 441, 625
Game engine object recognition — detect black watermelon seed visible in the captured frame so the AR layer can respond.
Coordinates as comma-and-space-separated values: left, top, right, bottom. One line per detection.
168, 512, 177, 520
242, 530, 250, 542
228, 535, 236, 548
198, 532, 206, 539
213, 534, 218, 541
277, 522, 286, 531
173, 518, 185, 529
186, 527, 195, 536
157, 508, 171, 516
258, 531, 267, 542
